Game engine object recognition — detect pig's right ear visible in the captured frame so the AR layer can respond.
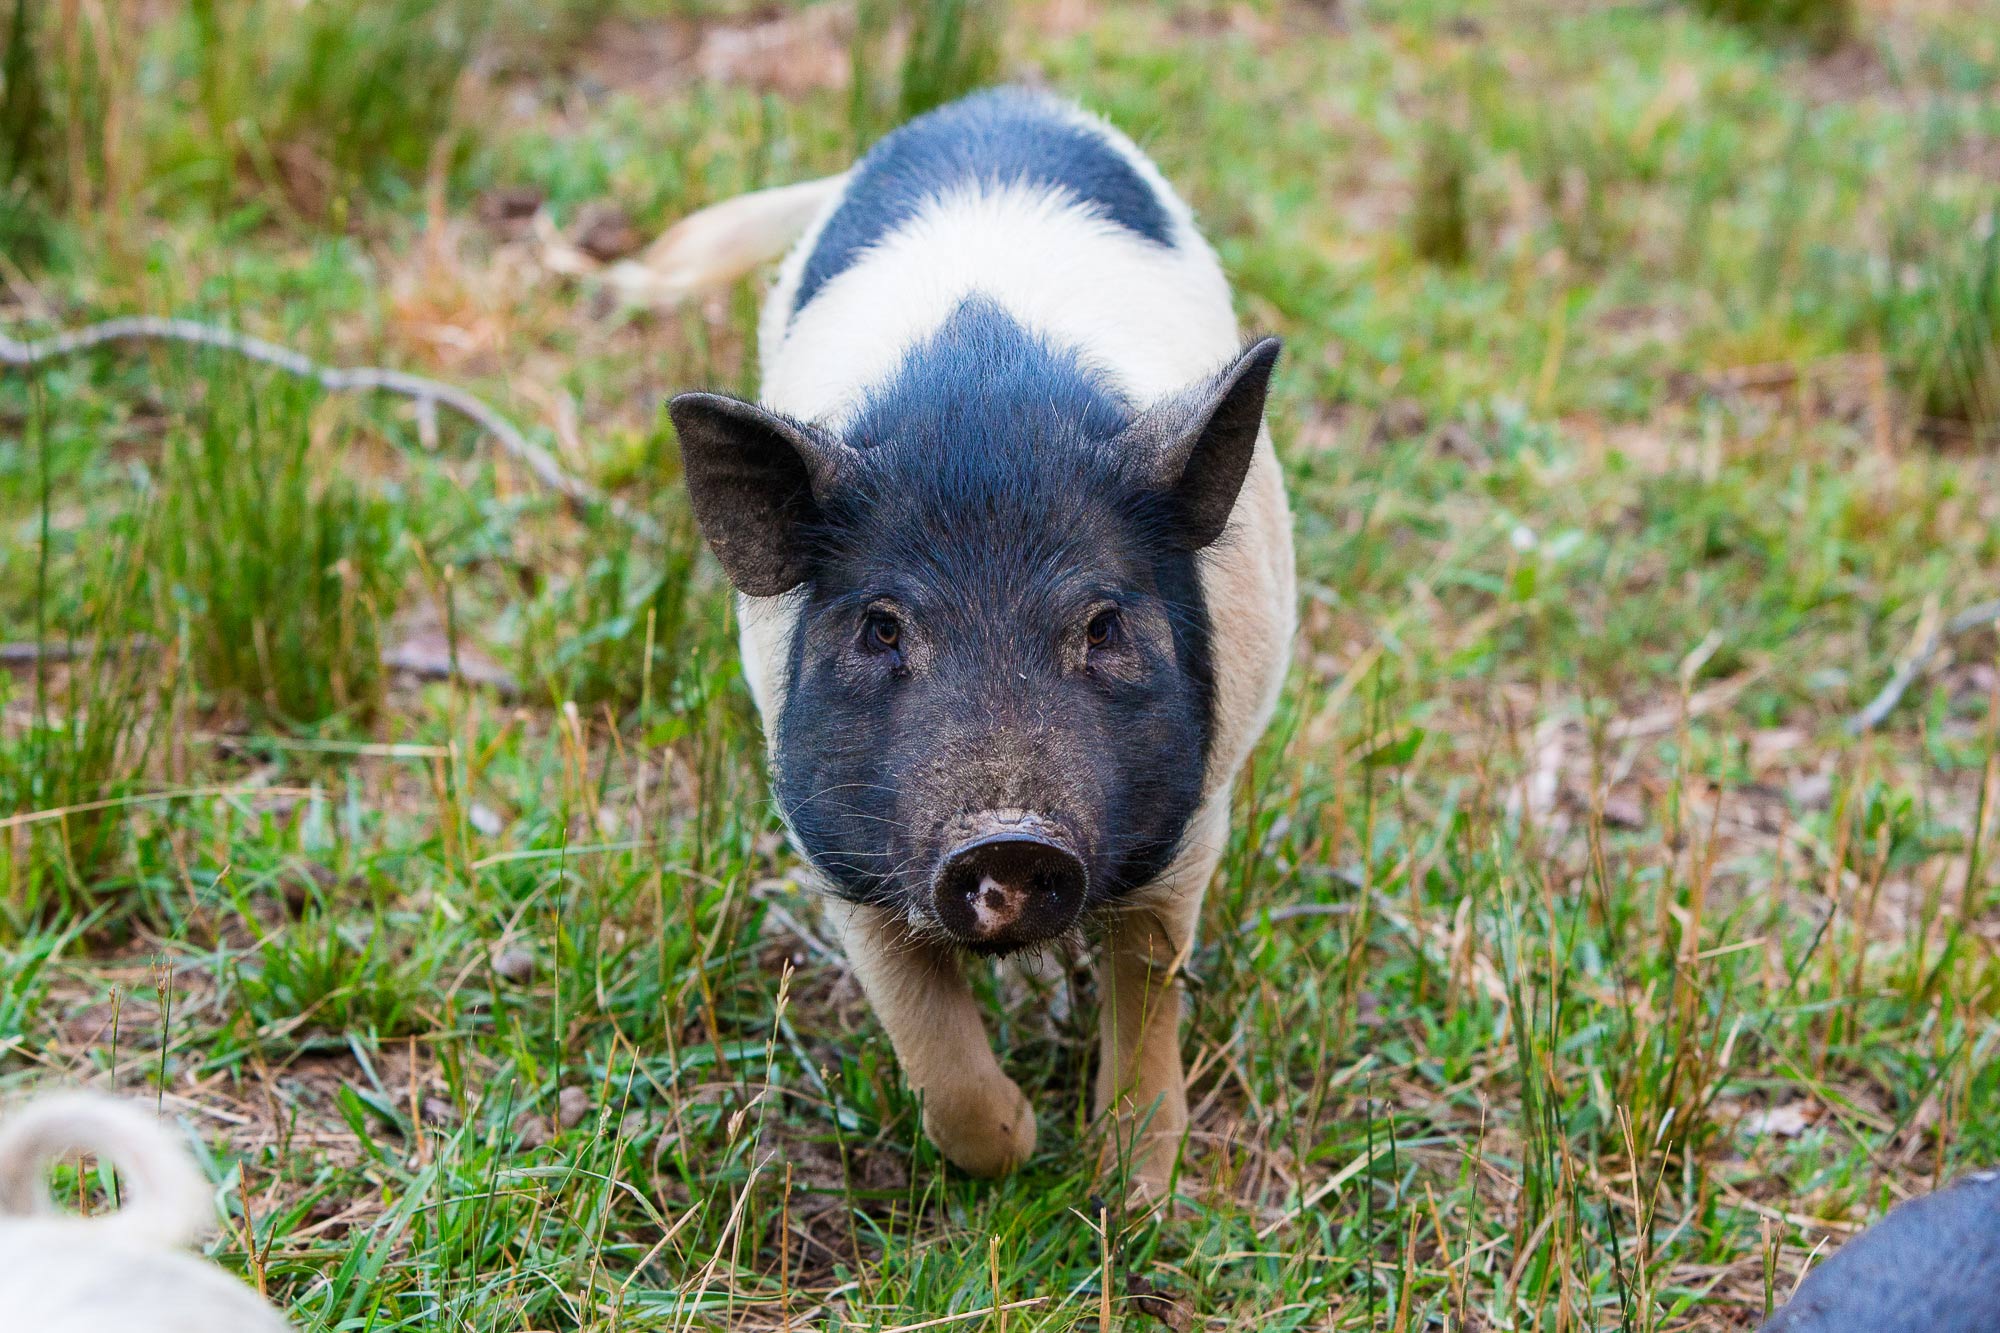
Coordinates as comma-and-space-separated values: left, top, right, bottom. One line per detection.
1121, 337, 1282, 551
669, 392, 848, 597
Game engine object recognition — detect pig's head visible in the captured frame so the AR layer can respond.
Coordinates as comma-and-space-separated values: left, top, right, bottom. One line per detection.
671, 304, 1278, 955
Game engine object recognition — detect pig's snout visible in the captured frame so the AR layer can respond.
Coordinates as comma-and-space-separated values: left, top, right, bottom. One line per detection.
932, 813, 1086, 953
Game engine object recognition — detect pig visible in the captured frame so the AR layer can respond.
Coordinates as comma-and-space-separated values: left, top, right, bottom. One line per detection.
1760, 1167, 2000, 1332
657, 87, 1296, 1193
0, 1090, 292, 1332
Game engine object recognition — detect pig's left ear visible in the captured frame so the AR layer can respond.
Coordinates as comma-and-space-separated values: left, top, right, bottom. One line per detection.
1122, 337, 1282, 550
670, 392, 850, 596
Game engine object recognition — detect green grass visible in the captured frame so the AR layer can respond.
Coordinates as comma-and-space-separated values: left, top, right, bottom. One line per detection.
156, 365, 405, 728
1877, 197, 2000, 444
5, 0, 2000, 1329
1691, 0, 1856, 54
852, 0, 1008, 147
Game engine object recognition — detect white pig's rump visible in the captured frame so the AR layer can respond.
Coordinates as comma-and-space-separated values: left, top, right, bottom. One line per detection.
0, 1092, 291, 1333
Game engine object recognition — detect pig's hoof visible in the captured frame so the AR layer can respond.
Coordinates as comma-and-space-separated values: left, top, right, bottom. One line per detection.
923, 1075, 1036, 1177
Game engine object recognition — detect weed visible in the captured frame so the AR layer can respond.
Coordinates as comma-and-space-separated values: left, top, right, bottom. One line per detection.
144, 0, 487, 224
850, 0, 1005, 147
235, 905, 437, 1041
1411, 121, 1474, 267
1523, 111, 1620, 274
1877, 203, 2000, 444
156, 366, 403, 728
0, 617, 166, 921
1, 403, 168, 921
1692, 0, 1857, 55
0, 0, 45, 189
0, 0, 130, 237
521, 509, 706, 712
269, 0, 486, 219
0, 926, 66, 1056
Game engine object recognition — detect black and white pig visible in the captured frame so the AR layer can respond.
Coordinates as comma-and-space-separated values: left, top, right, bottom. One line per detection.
658, 87, 1296, 1192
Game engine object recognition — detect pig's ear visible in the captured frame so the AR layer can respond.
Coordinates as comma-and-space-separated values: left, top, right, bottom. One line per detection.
670, 392, 848, 596
1123, 337, 1281, 550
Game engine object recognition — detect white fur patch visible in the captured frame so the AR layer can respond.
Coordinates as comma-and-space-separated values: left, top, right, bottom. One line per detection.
762, 182, 1239, 423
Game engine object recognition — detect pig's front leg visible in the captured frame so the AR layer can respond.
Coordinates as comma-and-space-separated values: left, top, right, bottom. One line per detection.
1094, 798, 1222, 1198
1093, 890, 1200, 1197
825, 899, 1037, 1177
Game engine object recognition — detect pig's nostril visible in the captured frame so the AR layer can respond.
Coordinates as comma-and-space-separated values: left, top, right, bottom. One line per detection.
933, 833, 1086, 952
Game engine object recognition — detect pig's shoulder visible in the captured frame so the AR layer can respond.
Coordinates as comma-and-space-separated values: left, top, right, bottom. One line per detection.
795, 87, 1175, 316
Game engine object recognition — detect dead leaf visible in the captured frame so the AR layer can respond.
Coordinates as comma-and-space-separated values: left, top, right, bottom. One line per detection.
1126, 1273, 1194, 1331
572, 201, 642, 262
1743, 1102, 1814, 1138
478, 185, 544, 233
383, 629, 519, 696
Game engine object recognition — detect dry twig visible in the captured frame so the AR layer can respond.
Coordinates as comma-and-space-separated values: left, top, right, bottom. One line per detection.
2, 635, 520, 696
1848, 597, 2000, 734
1, 315, 663, 540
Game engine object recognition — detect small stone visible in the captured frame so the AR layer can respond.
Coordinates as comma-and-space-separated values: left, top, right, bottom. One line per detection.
572, 201, 641, 262
468, 803, 504, 837
479, 185, 544, 226
420, 1095, 456, 1125
1744, 1102, 1814, 1139
1601, 795, 1646, 829
491, 947, 535, 983
1791, 771, 1834, 810
557, 1085, 591, 1129
513, 1109, 550, 1149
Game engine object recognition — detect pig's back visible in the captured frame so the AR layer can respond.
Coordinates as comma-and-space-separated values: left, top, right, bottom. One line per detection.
760, 88, 1241, 422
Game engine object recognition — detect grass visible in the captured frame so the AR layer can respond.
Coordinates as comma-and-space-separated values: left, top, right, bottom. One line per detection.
0, 464, 167, 921
1691, 0, 1856, 55
1409, 120, 1473, 268
851, 0, 1009, 147
156, 365, 405, 728
1877, 198, 2000, 444
4, 0, 2000, 1329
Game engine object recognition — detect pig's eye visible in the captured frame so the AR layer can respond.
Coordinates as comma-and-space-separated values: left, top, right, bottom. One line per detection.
864, 611, 902, 653
1085, 608, 1120, 650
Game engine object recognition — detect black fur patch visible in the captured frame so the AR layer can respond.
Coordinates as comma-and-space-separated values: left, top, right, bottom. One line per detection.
794, 87, 1175, 316
771, 299, 1216, 923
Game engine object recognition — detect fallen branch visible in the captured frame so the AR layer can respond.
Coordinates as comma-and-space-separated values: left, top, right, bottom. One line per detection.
1, 315, 663, 540
0, 638, 139, 665
1847, 597, 2000, 735
2, 636, 520, 697
380, 642, 522, 698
